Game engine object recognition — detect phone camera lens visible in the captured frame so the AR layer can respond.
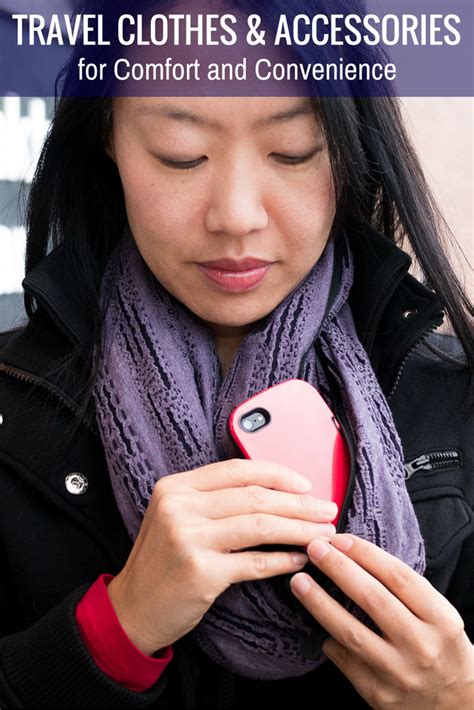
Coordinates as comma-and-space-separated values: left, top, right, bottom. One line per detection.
238, 408, 270, 433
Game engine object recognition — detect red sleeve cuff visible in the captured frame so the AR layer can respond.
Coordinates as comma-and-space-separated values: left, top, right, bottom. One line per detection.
75, 573, 173, 692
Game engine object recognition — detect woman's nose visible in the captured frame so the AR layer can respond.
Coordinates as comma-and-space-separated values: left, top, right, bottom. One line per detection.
204, 160, 268, 236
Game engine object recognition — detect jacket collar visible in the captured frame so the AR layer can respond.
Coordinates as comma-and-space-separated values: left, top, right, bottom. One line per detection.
5, 225, 444, 398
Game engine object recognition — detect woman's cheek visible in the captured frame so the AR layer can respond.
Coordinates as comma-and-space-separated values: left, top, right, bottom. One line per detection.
122, 178, 168, 235
128, 194, 194, 266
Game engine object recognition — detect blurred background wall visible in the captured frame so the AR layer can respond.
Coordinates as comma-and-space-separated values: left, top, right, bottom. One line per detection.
402, 98, 473, 304
0, 96, 473, 332
0, 96, 52, 331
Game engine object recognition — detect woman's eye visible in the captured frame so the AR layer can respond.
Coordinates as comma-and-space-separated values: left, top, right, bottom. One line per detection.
156, 146, 323, 170
159, 157, 207, 170
271, 147, 322, 165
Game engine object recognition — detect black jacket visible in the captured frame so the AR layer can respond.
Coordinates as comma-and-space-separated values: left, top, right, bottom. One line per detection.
0, 227, 472, 708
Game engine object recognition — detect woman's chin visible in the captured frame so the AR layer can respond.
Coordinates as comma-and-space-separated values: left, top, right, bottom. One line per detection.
191, 307, 272, 334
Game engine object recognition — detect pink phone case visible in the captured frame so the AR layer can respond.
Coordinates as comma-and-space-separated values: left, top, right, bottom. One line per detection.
228, 378, 350, 526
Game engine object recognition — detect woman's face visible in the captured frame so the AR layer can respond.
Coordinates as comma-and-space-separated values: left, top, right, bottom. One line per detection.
108, 96, 336, 335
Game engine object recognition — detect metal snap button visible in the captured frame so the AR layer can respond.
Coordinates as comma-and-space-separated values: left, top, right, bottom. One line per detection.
0, 413, 3, 425
65, 472, 89, 495
402, 309, 418, 319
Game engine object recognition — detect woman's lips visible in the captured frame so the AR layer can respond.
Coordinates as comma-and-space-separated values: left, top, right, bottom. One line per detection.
196, 263, 273, 292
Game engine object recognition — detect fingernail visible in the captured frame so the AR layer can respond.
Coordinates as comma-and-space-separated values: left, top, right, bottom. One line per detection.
291, 552, 309, 565
331, 534, 354, 552
308, 539, 331, 561
319, 524, 336, 538
319, 501, 338, 518
293, 475, 312, 492
291, 573, 312, 596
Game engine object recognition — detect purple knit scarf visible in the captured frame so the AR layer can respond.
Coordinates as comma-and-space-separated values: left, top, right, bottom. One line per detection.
93, 229, 425, 680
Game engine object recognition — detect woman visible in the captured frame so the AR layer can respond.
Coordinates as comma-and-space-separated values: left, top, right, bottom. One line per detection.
1, 8, 473, 710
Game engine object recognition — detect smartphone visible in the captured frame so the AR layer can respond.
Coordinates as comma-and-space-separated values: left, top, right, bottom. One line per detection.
228, 378, 350, 527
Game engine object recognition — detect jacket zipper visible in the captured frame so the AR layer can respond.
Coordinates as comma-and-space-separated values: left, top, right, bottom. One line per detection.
331, 390, 357, 534
221, 668, 235, 710
404, 449, 461, 480
387, 320, 442, 401
0, 362, 97, 436
313, 346, 358, 534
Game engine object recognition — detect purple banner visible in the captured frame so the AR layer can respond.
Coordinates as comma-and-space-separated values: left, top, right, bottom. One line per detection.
0, 0, 472, 97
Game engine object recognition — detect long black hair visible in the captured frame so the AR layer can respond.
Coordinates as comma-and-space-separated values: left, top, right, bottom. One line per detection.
23, 2, 473, 426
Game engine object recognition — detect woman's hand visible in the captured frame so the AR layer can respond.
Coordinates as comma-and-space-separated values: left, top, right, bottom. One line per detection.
107, 458, 338, 656
290, 534, 474, 709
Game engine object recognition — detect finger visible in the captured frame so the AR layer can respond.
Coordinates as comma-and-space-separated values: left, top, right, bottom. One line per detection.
323, 638, 386, 707
289, 571, 397, 674
208, 514, 336, 552
180, 459, 313, 494
302, 538, 421, 644
225, 549, 310, 584
329, 534, 458, 625
199, 486, 338, 523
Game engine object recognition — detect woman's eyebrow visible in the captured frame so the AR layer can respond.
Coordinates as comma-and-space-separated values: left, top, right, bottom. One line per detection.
132, 101, 314, 130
